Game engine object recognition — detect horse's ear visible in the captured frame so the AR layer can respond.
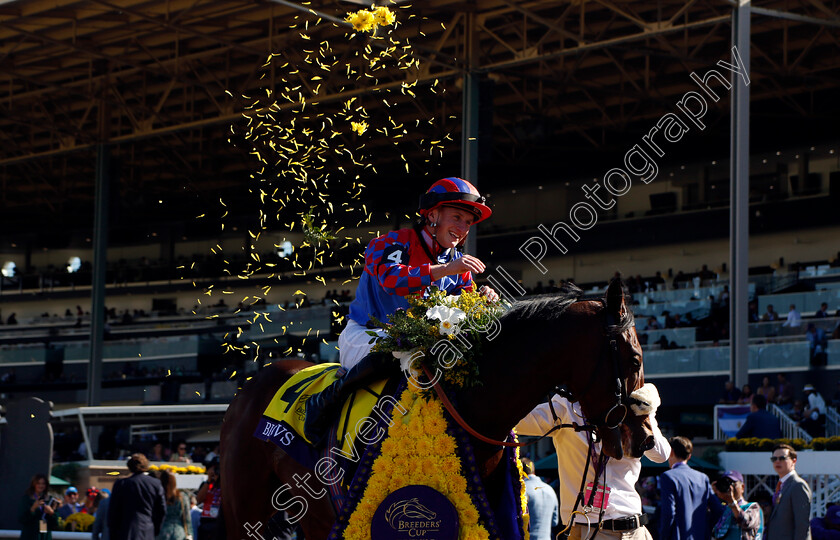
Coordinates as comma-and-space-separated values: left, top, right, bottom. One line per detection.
605, 277, 627, 320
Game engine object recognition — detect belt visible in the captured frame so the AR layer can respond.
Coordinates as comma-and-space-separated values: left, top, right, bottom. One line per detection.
599, 514, 649, 531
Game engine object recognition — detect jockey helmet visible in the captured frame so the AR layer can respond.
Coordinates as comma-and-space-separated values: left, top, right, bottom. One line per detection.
418, 177, 492, 224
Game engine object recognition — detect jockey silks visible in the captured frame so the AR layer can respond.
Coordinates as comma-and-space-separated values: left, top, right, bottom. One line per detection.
348, 227, 473, 326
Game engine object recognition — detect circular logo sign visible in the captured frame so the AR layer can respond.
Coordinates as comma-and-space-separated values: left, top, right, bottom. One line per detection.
371, 485, 459, 540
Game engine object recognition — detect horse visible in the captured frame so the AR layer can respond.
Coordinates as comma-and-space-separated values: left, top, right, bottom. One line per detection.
220, 278, 655, 539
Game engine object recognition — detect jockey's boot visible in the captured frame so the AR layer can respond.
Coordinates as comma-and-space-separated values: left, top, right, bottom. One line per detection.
303, 352, 399, 448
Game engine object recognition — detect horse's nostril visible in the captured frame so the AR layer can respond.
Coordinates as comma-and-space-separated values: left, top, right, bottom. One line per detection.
640, 435, 655, 452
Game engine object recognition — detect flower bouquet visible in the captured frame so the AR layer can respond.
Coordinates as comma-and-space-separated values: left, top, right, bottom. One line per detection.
366, 286, 506, 392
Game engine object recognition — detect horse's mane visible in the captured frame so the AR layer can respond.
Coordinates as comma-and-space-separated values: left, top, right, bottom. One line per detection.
503, 281, 584, 321
502, 279, 635, 331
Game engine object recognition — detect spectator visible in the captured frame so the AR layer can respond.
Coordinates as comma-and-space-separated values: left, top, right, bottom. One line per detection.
801, 384, 827, 437
790, 400, 806, 423
191, 445, 207, 465
756, 376, 777, 404
149, 442, 165, 462
92, 490, 111, 540
85, 487, 100, 515
196, 461, 222, 539
718, 285, 730, 307
765, 444, 811, 540
736, 394, 782, 439
659, 436, 714, 539
156, 470, 191, 540
748, 300, 760, 323
720, 380, 742, 404
762, 305, 778, 322
19, 473, 59, 540
737, 384, 753, 405
108, 453, 166, 540
832, 381, 840, 410
811, 504, 840, 540
57, 486, 84, 519
7, 312, 18, 324
520, 457, 558, 540
783, 304, 802, 328
170, 441, 193, 463
204, 444, 219, 464
189, 495, 201, 540
806, 323, 829, 365
645, 316, 662, 331
710, 470, 764, 539
776, 374, 794, 409
815, 303, 830, 319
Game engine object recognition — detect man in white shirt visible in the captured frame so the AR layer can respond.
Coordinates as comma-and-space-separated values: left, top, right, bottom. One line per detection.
517, 391, 670, 540
782, 304, 801, 328
800, 384, 827, 436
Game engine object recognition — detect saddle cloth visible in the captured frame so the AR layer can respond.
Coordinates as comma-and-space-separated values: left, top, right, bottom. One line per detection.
253, 363, 389, 470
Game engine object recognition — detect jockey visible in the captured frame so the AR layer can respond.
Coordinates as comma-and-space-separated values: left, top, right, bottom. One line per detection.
304, 177, 499, 446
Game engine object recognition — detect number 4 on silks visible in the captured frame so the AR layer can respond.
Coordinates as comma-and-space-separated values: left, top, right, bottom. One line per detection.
280, 367, 340, 413
382, 244, 408, 266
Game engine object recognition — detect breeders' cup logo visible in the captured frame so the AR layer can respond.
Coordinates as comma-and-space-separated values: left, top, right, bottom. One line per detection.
371, 485, 458, 540
385, 498, 439, 530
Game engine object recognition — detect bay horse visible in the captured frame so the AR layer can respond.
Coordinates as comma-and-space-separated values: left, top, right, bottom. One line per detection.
220, 279, 654, 539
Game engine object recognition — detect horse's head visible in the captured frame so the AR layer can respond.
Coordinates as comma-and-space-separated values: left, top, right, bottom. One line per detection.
571, 278, 655, 460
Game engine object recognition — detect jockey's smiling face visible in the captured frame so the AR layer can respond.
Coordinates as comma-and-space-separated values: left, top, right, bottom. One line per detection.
429, 206, 476, 249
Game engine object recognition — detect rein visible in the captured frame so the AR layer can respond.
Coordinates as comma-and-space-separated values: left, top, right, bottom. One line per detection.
421, 364, 595, 448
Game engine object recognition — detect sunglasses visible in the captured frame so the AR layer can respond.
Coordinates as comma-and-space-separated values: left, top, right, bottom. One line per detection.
769, 456, 790, 462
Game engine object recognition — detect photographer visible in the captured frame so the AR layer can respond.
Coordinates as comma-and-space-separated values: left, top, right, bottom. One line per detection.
711, 470, 764, 540
18, 473, 59, 540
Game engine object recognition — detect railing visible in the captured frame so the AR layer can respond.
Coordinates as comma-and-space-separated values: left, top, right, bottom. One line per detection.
826, 407, 840, 437
770, 404, 813, 442
757, 289, 840, 318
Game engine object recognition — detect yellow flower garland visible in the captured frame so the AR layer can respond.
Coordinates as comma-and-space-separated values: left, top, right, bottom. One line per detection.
514, 436, 530, 540
345, 386, 490, 540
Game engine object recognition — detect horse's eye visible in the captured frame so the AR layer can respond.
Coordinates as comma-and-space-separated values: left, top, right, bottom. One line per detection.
631, 356, 642, 369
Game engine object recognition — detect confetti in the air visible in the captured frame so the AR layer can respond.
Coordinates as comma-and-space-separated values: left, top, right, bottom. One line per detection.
193, 2, 452, 363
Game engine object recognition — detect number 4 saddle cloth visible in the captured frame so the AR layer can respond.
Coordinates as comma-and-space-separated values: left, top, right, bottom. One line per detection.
253, 363, 393, 471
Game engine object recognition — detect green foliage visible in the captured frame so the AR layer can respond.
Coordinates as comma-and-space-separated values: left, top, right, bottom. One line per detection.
301, 208, 337, 246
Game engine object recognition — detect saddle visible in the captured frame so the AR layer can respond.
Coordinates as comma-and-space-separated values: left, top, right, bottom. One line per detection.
254, 363, 399, 474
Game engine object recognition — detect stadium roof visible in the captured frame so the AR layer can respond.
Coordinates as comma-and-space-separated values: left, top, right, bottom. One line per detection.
1, 0, 839, 244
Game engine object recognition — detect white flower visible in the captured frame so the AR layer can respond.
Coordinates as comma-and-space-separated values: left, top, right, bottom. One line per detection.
441, 294, 461, 307
393, 348, 423, 372
426, 305, 466, 335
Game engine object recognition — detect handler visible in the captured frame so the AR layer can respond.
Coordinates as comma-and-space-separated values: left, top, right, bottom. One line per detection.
304, 177, 498, 445
517, 390, 670, 540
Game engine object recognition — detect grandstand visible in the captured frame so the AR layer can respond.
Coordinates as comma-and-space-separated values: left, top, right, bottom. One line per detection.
2, 0, 840, 531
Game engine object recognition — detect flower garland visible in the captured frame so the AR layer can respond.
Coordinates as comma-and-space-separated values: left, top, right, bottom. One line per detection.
514, 436, 530, 540
367, 287, 506, 392
344, 386, 490, 540
63, 512, 95, 532
148, 463, 206, 474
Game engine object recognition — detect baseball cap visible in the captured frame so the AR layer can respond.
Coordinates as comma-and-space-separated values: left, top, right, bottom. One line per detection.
804, 384, 816, 392
721, 470, 744, 484
65, 486, 78, 495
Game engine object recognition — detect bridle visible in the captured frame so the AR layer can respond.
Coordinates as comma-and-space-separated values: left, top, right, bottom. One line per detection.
556, 302, 641, 432
425, 299, 640, 449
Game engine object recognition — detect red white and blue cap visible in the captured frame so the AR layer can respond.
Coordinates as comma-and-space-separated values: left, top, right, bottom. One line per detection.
418, 177, 492, 224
